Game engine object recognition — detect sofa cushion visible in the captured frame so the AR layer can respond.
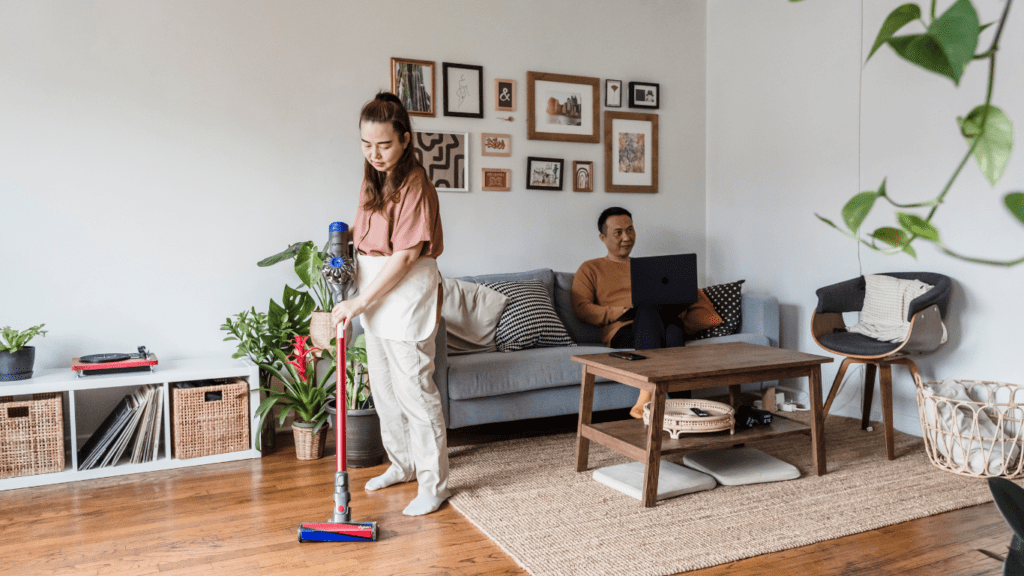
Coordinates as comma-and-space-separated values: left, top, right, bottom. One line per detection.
441, 277, 509, 355
554, 271, 604, 345
446, 345, 614, 400
690, 280, 745, 340
485, 280, 575, 352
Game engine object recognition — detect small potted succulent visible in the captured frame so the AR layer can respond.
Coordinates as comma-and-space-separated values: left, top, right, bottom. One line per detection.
0, 324, 47, 382
256, 335, 336, 460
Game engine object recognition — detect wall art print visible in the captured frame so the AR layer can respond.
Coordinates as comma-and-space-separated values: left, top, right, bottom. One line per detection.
526, 71, 600, 143
481, 168, 511, 191
628, 81, 660, 109
605, 79, 622, 108
573, 161, 594, 192
526, 157, 564, 191
481, 133, 512, 157
604, 111, 658, 193
413, 131, 469, 192
443, 62, 484, 119
495, 79, 517, 112
391, 57, 435, 117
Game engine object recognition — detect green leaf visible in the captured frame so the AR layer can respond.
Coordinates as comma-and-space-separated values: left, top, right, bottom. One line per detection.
842, 191, 881, 233
958, 105, 1013, 186
294, 242, 321, 290
867, 3, 922, 61
871, 226, 909, 247
886, 0, 979, 85
1006, 193, 1024, 226
816, 214, 840, 229
257, 241, 305, 267
897, 212, 941, 242
903, 243, 918, 258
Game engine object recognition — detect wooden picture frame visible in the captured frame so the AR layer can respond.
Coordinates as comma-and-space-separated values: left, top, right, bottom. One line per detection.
526, 157, 565, 191
413, 131, 470, 192
526, 71, 600, 143
628, 81, 660, 109
572, 161, 594, 192
481, 133, 512, 157
604, 111, 658, 193
442, 62, 484, 118
481, 168, 511, 191
391, 57, 435, 117
494, 79, 517, 112
605, 79, 622, 108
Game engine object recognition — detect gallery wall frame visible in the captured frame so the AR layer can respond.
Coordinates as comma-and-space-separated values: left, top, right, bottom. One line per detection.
628, 81, 660, 109
481, 168, 511, 191
481, 133, 512, 157
526, 156, 565, 191
494, 79, 517, 112
604, 111, 658, 193
413, 131, 470, 192
391, 57, 436, 117
572, 161, 594, 192
526, 71, 600, 143
443, 62, 484, 118
605, 79, 622, 108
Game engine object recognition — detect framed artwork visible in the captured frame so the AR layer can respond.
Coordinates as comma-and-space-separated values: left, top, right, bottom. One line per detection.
443, 62, 484, 118
605, 79, 622, 108
572, 161, 594, 192
604, 111, 658, 193
494, 79, 517, 112
526, 71, 600, 143
481, 133, 512, 157
413, 131, 469, 192
628, 81, 660, 109
481, 168, 511, 191
526, 157, 564, 191
391, 57, 435, 117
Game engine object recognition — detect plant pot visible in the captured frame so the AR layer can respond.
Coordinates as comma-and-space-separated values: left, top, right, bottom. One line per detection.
325, 398, 385, 468
291, 422, 326, 460
0, 346, 35, 382
310, 311, 334, 355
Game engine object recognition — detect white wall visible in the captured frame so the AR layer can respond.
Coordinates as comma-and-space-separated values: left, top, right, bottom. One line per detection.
0, 1, 707, 382
708, 0, 1024, 434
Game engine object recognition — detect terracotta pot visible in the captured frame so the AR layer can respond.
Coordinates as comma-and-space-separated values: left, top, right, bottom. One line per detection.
0, 347, 35, 382
291, 422, 326, 460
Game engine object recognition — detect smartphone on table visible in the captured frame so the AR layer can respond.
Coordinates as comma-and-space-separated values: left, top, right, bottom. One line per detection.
608, 351, 646, 361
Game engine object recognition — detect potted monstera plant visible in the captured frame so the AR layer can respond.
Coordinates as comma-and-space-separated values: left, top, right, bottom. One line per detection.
0, 324, 47, 382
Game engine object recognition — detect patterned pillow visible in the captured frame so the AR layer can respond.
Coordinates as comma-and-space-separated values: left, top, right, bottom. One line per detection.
690, 280, 745, 340
483, 280, 576, 352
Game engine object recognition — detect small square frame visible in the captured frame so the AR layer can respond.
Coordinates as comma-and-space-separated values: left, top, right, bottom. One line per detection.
526, 157, 565, 191
628, 81, 660, 109
481, 168, 511, 191
481, 133, 511, 157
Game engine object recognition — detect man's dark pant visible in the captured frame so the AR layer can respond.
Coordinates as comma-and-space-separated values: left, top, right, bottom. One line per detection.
610, 303, 687, 350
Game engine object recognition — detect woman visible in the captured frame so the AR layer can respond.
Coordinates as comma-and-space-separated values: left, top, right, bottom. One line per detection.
332, 92, 448, 517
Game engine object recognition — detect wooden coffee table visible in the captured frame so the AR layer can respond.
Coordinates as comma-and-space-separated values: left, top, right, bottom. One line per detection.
572, 342, 833, 507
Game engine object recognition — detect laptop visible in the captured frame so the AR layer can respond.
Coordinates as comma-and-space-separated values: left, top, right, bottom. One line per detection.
630, 253, 698, 308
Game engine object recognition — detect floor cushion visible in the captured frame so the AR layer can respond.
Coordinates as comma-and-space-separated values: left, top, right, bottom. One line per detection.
592, 461, 717, 501
682, 447, 799, 486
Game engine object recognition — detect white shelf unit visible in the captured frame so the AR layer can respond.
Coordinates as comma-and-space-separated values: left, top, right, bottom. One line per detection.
0, 356, 261, 491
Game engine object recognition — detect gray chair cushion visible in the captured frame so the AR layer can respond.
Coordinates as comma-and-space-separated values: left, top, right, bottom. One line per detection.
446, 345, 613, 400
554, 271, 604, 345
817, 331, 902, 356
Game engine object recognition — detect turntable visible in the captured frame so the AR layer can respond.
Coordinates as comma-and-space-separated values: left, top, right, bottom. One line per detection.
72, 346, 158, 377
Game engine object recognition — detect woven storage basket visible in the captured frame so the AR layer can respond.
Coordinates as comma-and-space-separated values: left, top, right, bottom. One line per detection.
642, 399, 736, 438
171, 378, 250, 459
0, 393, 65, 479
916, 378, 1024, 478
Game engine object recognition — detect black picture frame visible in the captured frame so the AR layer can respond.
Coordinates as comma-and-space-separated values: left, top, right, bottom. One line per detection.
605, 79, 622, 108
525, 156, 564, 191
628, 81, 660, 109
443, 62, 484, 119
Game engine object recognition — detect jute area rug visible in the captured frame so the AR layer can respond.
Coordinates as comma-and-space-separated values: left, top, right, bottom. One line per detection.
446, 415, 998, 576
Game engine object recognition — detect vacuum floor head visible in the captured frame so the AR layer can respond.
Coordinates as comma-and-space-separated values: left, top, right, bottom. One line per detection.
298, 521, 378, 542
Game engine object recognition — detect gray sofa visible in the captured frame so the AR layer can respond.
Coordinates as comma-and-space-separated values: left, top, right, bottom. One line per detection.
429, 268, 780, 429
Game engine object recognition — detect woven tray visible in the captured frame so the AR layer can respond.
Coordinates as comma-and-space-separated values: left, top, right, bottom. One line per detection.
642, 399, 736, 438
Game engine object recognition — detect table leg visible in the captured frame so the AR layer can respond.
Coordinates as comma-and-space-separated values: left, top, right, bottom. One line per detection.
575, 368, 595, 472
642, 385, 666, 507
809, 366, 827, 475
729, 384, 741, 407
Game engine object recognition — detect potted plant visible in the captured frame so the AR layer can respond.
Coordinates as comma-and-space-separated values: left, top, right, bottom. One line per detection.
256, 335, 336, 460
258, 240, 337, 352
0, 324, 47, 382
325, 333, 385, 468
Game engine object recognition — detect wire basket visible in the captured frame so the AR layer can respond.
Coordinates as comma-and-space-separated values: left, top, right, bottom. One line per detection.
0, 393, 65, 479
171, 378, 250, 459
916, 378, 1024, 478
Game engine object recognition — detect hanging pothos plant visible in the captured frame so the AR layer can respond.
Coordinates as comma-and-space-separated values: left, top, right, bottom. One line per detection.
796, 0, 1022, 266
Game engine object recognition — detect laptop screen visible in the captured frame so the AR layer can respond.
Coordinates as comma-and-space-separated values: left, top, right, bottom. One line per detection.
630, 253, 698, 307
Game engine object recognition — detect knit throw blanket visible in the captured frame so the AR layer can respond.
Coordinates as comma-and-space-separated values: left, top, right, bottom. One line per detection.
846, 274, 945, 343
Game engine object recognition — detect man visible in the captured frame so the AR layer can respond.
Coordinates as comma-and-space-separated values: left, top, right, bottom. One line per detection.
571, 207, 720, 417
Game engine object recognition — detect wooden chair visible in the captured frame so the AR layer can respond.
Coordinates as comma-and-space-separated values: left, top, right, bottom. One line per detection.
811, 272, 952, 460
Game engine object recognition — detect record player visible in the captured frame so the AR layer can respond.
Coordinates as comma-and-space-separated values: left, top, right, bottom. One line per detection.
72, 346, 158, 377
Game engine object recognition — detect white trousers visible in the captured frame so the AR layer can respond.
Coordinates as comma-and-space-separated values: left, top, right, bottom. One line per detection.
364, 324, 449, 498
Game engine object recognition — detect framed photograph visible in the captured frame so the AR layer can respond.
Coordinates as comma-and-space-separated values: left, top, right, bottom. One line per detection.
481, 133, 511, 157
628, 81, 660, 109
494, 79, 517, 112
605, 79, 622, 108
391, 57, 435, 117
481, 168, 511, 191
526, 157, 565, 191
604, 111, 658, 193
413, 131, 469, 192
443, 62, 484, 118
526, 71, 600, 143
572, 161, 594, 192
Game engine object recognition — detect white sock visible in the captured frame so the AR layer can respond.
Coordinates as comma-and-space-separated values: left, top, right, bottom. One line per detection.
364, 466, 412, 491
402, 492, 450, 516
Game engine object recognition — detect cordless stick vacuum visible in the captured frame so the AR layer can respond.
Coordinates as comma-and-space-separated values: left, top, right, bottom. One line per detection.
298, 222, 378, 543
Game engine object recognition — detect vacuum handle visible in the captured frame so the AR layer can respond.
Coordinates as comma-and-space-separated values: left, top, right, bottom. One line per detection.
336, 323, 346, 474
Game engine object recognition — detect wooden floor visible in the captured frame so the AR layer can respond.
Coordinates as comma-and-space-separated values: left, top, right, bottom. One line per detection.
0, 411, 1012, 576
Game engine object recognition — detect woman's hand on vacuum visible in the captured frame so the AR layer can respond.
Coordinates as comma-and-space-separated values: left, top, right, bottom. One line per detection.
332, 297, 366, 329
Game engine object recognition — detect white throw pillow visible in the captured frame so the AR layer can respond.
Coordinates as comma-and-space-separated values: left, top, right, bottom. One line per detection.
847, 274, 935, 343
441, 277, 509, 355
